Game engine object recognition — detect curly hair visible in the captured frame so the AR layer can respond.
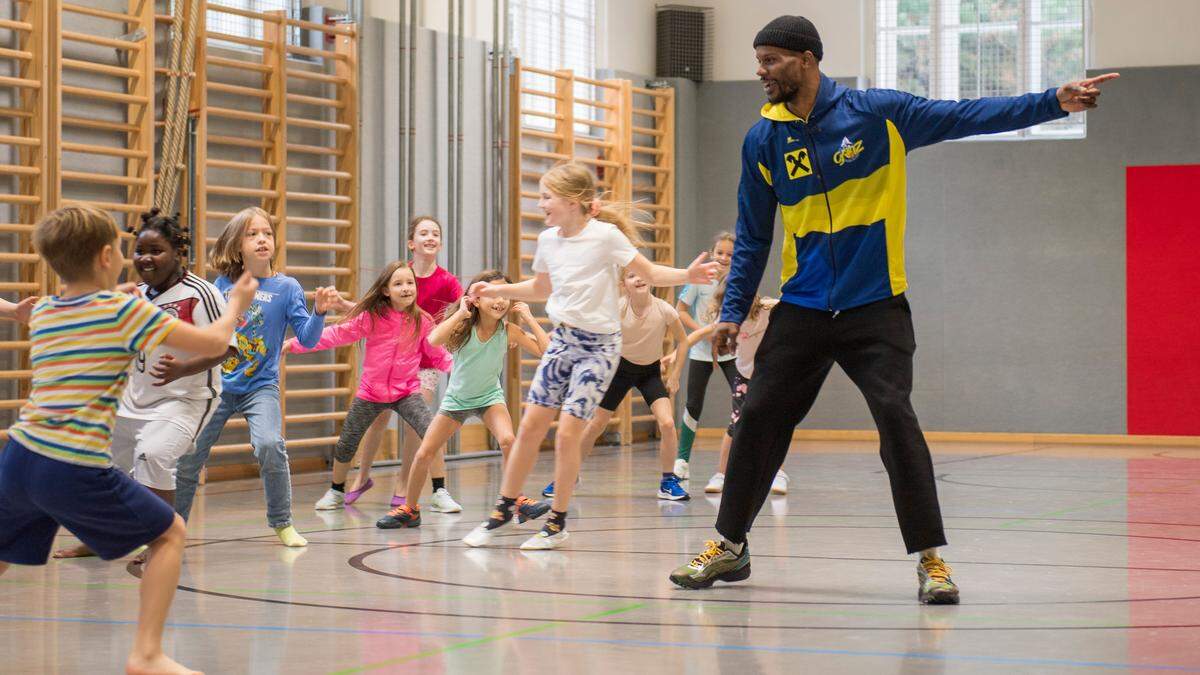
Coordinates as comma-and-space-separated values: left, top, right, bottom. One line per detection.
133, 207, 190, 254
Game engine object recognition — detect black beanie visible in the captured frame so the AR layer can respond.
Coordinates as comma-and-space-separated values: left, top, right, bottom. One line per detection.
753, 15, 823, 61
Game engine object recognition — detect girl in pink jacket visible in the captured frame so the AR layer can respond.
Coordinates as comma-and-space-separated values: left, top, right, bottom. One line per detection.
284, 261, 450, 510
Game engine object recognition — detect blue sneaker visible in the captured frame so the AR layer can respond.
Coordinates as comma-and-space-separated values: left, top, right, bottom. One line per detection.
541, 477, 579, 499
658, 474, 690, 501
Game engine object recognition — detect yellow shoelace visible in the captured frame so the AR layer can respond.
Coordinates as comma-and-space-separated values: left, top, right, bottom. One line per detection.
921, 557, 953, 583
691, 540, 724, 567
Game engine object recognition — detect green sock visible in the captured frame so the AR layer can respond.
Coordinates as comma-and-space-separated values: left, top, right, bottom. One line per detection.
676, 412, 698, 462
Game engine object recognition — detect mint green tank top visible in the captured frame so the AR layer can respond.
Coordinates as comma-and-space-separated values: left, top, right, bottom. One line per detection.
440, 321, 508, 411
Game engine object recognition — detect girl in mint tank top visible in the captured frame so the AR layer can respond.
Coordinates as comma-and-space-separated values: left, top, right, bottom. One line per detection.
375, 271, 553, 529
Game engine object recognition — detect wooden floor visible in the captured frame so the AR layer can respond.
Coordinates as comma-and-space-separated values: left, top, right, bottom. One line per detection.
4, 437, 1200, 674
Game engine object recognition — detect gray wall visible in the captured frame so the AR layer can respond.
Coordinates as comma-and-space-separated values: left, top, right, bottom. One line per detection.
680, 66, 1200, 434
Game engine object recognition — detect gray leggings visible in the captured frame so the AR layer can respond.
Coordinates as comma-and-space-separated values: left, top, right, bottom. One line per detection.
334, 394, 432, 463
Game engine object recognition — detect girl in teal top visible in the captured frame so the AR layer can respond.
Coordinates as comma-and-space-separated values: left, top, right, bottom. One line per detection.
377, 270, 552, 529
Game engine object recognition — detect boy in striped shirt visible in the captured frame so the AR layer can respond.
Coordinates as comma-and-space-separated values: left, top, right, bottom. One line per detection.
0, 205, 256, 675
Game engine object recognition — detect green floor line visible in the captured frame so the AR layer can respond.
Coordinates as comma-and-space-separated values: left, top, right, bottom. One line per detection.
329, 603, 644, 674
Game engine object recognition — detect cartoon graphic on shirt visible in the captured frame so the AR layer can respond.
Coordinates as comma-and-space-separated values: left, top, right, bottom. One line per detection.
223, 302, 268, 377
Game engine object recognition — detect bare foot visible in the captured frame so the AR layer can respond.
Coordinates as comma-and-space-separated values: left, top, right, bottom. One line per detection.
126, 652, 202, 675
52, 544, 96, 559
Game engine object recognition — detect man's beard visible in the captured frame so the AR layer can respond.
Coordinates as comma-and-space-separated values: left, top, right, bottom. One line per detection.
765, 79, 798, 104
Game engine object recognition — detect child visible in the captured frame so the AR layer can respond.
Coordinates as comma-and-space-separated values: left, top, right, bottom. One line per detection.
376, 270, 553, 529
53, 208, 237, 560
286, 261, 451, 511
672, 231, 737, 479
340, 215, 463, 512
0, 204, 255, 675
460, 161, 719, 550
174, 206, 340, 547
543, 268, 690, 502
681, 284, 785, 495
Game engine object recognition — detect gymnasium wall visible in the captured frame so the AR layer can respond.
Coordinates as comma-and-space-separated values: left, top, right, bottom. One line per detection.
676, 65, 1200, 434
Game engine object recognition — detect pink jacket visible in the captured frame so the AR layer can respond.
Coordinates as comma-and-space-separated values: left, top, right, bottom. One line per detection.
286, 307, 451, 403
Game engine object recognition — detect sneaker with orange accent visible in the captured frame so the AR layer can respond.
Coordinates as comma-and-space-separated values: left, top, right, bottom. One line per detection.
376, 504, 421, 529
917, 555, 960, 605
669, 540, 750, 589
516, 495, 551, 523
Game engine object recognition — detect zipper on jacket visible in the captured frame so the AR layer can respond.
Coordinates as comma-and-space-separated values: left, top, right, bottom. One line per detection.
801, 122, 838, 312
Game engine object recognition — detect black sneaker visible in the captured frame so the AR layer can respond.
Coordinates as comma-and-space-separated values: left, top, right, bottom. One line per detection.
516, 495, 552, 523
376, 504, 421, 529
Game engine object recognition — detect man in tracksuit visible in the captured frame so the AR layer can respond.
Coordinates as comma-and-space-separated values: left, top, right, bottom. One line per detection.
669, 15, 1118, 603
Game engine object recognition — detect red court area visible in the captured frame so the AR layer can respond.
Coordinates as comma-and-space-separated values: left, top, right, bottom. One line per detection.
1125, 164, 1200, 436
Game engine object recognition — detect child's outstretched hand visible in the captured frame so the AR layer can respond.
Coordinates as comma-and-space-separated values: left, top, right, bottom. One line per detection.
228, 272, 259, 315
150, 354, 187, 386
467, 281, 499, 301
14, 296, 37, 324
314, 286, 341, 314
685, 252, 721, 284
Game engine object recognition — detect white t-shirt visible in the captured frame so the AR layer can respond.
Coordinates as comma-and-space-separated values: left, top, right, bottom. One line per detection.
120, 272, 235, 418
735, 305, 773, 378
532, 219, 639, 334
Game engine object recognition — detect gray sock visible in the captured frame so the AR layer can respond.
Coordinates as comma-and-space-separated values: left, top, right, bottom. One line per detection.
722, 538, 744, 555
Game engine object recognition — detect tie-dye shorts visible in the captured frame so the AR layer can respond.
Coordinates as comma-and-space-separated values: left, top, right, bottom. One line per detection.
526, 325, 622, 421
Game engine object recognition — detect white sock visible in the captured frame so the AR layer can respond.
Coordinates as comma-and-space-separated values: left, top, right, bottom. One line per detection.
721, 538, 744, 555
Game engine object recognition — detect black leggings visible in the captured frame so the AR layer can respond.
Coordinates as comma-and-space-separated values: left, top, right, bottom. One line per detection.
684, 357, 738, 425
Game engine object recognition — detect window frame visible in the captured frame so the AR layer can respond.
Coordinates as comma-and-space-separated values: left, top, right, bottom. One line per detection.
875, 0, 1089, 140
509, 0, 601, 135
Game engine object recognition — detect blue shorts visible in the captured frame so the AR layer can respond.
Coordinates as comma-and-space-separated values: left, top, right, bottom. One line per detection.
0, 439, 176, 564
527, 325, 622, 421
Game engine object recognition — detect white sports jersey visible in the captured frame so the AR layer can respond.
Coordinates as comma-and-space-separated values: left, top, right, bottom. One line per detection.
120, 272, 234, 417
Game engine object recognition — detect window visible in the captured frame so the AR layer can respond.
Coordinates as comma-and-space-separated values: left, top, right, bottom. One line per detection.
205, 0, 301, 49
875, 0, 1087, 139
509, 0, 599, 132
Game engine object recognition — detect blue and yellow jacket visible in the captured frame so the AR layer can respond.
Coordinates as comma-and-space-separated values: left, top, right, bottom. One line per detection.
721, 75, 1068, 324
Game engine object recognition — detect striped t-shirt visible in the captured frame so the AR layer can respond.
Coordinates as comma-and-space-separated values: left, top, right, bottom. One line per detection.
9, 291, 178, 467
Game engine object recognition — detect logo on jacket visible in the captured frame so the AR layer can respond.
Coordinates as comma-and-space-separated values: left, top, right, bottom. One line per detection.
784, 147, 812, 179
833, 136, 864, 165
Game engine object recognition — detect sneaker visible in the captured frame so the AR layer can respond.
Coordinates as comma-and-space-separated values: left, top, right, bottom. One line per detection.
375, 504, 421, 529
462, 505, 514, 547
390, 495, 406, 508
917, 555, 960, 605
520, 521, 570, 550
516, 495, 552, 524
770, 469, 789, 495
704, 473, 725, 494
343, 478, 374, 505
669, 540, 751, 589
428, 487, 462, 513
658, 474, 690, 501
673, 458, 689, 480
541, 477, 580, 499
314, 488, 345, 510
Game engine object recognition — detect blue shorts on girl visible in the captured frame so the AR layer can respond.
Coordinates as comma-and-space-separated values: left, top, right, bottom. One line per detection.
526, 325, 621, 421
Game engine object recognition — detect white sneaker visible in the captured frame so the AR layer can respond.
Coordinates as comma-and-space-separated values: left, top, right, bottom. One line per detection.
314, 488, 345, 510
428, 487, 462, 513
704, 473, 725, 493
520, 529, 570, 550
673, 458, 689, 480
462, 524, 495, 547
770, 469, 789, 495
